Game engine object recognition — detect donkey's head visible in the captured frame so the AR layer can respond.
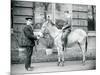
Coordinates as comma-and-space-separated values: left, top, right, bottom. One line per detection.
40, 21, 50, 38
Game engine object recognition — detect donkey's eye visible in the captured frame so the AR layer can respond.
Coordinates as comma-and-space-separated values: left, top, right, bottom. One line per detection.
63, 30, 65, 32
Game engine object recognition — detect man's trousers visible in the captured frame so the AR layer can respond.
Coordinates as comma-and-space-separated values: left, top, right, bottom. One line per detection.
25, 46, 33, 69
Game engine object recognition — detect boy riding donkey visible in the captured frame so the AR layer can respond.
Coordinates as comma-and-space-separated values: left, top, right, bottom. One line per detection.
61, 11, 72, 61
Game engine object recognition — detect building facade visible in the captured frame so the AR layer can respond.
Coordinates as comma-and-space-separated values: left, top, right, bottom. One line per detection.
11, 1, 96, 63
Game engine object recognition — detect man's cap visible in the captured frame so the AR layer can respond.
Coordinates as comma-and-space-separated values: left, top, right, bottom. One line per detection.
25, 17, 32, 20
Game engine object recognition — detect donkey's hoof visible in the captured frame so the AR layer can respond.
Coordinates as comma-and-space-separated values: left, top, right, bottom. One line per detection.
62, 64, 64, 66
61, 62, 64, 66
57, 62, 60, 66
82, 61, 85, 65
82, 63, 85, 65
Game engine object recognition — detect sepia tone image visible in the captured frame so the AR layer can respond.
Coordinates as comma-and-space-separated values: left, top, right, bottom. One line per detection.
11, 0, 96, 74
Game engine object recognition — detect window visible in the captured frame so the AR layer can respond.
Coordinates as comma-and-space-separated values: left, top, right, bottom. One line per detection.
11, 2, 13, 28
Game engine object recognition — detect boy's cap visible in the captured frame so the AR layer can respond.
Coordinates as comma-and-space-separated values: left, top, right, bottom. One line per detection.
25, 17, 32, 20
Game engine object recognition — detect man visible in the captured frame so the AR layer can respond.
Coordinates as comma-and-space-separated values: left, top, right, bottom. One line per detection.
87, 14, 95, 30
23, 17, 39, 71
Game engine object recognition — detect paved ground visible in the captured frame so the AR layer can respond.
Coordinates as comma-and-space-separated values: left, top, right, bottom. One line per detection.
11, 60, 96, 75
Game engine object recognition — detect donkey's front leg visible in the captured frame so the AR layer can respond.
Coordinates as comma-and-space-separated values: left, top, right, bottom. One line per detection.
57, 56, 61, 66
57, 47, 61, 66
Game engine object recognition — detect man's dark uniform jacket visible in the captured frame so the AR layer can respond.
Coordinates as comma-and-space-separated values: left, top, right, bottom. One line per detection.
23, 25, 37, 47
23, 25, 37, 70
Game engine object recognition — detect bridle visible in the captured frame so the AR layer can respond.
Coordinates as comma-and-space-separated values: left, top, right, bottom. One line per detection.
42, 23, 63, 39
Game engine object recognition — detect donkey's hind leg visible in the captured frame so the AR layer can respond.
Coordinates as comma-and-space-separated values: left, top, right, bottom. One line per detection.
78, 42, 86, 65
61, 51, 65, 66
82, 45, 86, 64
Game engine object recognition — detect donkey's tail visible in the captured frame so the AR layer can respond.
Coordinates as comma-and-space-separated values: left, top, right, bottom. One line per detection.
85, 36, 88, 52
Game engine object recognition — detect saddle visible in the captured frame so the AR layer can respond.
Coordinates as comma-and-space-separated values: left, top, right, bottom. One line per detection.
62, 25, 71, 33
61, 25, 71, 48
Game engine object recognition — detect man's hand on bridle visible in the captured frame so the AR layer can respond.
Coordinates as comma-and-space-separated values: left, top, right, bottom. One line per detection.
37, 35, 40, 39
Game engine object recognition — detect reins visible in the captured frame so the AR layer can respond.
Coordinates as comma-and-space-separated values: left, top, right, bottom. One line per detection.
54, 31, 62, 39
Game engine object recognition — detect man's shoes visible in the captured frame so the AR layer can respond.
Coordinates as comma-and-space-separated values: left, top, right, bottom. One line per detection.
29, 66, 34, 69
26, 67, 34, 71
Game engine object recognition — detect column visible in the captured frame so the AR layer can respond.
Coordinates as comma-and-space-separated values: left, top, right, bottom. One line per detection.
52, 3, 56, 24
